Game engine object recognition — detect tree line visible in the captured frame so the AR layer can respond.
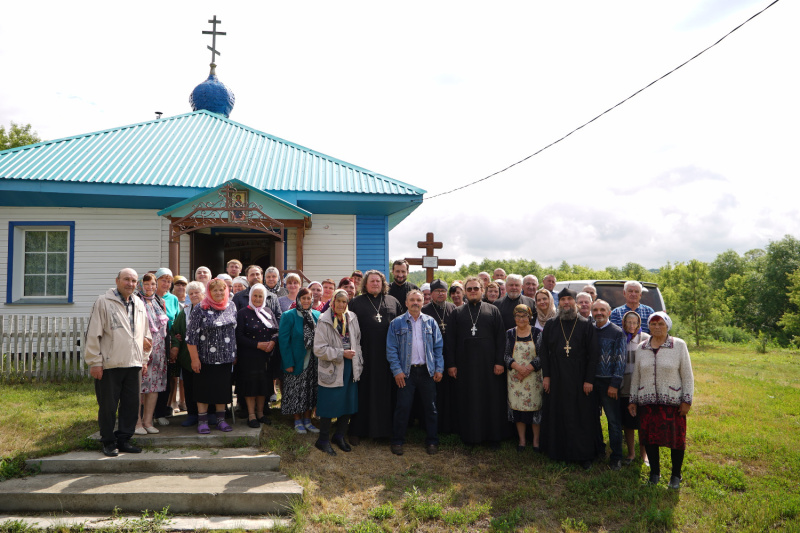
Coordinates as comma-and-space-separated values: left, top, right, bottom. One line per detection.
405, 235, 800, 348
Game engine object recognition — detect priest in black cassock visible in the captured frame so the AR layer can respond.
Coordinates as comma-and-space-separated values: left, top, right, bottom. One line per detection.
423, 279, 457, 434
348, 270, 403, 443
492, 274, 536, 331
387, 260, 419, 314
445, 276, 507, 446
539, 288, 602, 469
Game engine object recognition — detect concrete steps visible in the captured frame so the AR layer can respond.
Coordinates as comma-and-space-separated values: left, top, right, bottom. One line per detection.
0, 417, 304, 519
26, 448, 281, 474
0, 471, 301, 515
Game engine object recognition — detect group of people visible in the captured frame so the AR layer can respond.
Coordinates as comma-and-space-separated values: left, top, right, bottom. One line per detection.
85, 261, 693, 488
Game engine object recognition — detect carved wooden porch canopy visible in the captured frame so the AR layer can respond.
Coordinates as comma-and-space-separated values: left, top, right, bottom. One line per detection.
169, 183, 284, 241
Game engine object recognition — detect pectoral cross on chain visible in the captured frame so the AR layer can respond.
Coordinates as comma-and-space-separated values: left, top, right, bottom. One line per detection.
564, 341, 571, 357
376, 313, 382, 323
440, 322, 446, 334
470, 324, 477, 336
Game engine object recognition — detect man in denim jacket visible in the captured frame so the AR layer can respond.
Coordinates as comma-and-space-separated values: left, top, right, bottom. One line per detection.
386, 290, 444, 456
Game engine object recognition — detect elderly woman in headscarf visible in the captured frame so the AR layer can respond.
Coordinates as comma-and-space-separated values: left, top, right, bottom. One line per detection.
235, 283, 279, 428
171, 281, 205, 427
629, 312, 694, 489
279, 287, 321, 434
620, 310, 650, 465
154, 267, 181, 419
187, 278, 238, 434
217, 273, 234, 295
312, 289, 363, 455
533, 288, 557, 333
232, 276, 249, 296
135, 273, 170, 434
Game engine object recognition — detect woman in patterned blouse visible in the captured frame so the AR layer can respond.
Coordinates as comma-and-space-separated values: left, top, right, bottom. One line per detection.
187, 278, 238, 434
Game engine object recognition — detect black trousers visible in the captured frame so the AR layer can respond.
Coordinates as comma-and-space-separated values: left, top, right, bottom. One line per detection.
94, 366, 141, 444
180, 367, 198, 416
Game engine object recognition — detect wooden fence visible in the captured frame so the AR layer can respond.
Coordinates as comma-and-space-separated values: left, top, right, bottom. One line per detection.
0, 315, 87, 379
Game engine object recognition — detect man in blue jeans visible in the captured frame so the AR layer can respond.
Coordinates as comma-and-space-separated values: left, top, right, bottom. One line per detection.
591, 299, 627, 470
386, 290, 444, 456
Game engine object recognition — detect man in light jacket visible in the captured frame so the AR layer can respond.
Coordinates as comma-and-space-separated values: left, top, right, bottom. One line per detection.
84, 268, 152, 457
386, 290, 444, 456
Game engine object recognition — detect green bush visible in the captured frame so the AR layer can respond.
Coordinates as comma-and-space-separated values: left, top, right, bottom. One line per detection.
714, 326, 755, 344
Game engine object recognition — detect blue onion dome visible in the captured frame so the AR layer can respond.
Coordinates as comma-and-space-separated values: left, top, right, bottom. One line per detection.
189, 64, 235, 118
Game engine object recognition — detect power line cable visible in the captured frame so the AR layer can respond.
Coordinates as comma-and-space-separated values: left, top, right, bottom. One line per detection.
426, 0, 781, 200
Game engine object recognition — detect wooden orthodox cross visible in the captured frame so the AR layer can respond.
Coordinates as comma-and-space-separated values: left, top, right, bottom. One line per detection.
405, 232, 457, 283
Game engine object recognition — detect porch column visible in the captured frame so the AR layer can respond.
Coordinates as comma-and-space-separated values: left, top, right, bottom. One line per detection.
296, 226, 304, 272
169, 225, 181, 275
274, 239, 284, 271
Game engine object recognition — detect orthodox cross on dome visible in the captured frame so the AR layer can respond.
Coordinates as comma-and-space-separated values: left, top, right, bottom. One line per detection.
202, 15, 227, 64
405, 232, 457, 283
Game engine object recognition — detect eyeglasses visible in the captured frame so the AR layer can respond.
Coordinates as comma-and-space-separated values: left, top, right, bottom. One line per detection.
465, 286, 481, 292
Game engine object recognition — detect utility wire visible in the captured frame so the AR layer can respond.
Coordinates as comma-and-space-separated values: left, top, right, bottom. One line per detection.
426, 0, 781, 200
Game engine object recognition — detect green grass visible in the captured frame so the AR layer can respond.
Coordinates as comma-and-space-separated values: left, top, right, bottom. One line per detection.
2, 344, 800, 531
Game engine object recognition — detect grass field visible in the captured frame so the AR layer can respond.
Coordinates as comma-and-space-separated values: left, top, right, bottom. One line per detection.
2, 344, 799, 532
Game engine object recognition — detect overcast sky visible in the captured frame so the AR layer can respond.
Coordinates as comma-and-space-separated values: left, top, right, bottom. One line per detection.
2, 0, 797, 271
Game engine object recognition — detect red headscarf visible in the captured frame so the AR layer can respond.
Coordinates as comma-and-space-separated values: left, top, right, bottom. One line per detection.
201, 278, 230, 311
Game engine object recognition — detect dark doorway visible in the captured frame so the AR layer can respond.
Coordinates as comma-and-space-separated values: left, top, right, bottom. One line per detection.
191, 232, 278, 278
191, 233, 225, 278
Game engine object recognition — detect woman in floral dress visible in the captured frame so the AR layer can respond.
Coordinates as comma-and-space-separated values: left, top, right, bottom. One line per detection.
136, 273, 169, 434
504, 304, 544, 452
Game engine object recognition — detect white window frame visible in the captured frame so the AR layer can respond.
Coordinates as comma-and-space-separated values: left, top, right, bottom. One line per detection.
6, 221, 75, 305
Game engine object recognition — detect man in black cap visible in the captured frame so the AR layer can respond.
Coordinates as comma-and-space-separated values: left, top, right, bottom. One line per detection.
423, 279, 457, 434
538, 287, 601, 469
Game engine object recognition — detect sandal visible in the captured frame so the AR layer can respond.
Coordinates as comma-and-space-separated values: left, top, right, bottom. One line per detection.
197, 422, 211, 434
217, 420, 233, 432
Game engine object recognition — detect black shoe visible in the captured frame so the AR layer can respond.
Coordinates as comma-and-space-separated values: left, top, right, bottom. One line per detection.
332, 435, 352, 452
102, 443, 119, 457
427, 444, 439, 455
390, 444, 404, 456
647, 473, 661, 486
117, 441, 142, 454
533, 446, 541, 454
247, 418, 260, 428
258, 415, 272, 426
517, 445, 526, 453
610, 460, 622, 471
581, 460, 592, 471
668, 476, 681, 490
315, 440, 336, 456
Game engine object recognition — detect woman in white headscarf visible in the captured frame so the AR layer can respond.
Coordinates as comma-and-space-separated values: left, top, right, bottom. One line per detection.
235, 283, 279, 427
629, 311, 694, 490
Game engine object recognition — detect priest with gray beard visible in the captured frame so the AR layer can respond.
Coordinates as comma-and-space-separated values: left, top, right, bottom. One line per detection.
493, 274, 536, 331
539, 288, 601, 469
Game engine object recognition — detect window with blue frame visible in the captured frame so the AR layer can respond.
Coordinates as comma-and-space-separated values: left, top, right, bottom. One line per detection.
6, 222, 75, 304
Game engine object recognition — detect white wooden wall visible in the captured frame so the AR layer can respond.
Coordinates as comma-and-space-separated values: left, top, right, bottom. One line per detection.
1, 208, 360, 317
1, 207, 166, 318
301, 214, 356, 283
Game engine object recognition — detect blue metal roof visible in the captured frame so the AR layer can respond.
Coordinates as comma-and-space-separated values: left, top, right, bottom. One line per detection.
0, 110, 426, 197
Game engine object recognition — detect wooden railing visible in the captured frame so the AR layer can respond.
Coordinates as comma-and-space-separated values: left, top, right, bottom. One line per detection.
0, 315, 87, 379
